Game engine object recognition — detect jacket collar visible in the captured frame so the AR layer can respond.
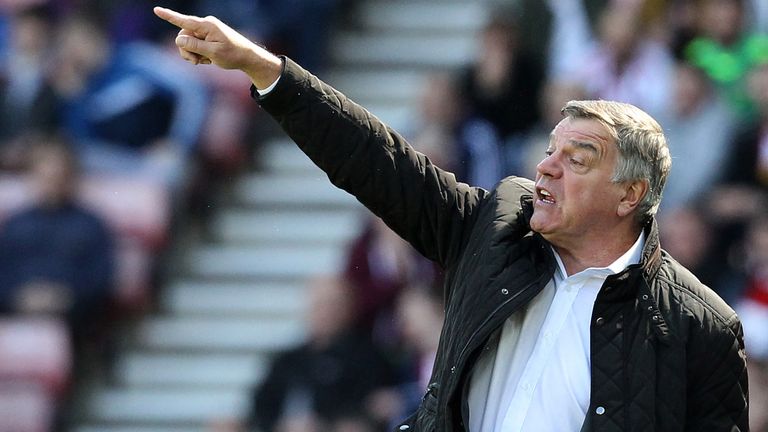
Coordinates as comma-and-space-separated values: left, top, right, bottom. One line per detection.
603, 220, 673, 344
520, 195, 672, 343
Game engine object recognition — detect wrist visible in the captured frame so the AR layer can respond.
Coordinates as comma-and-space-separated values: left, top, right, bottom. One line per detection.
244, 48, 283, 90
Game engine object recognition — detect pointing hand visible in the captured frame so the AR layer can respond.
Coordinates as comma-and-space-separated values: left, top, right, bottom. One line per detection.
153, 6, 281, 89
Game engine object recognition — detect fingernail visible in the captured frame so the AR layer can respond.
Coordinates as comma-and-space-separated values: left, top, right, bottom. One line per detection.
175, 35, 188, 48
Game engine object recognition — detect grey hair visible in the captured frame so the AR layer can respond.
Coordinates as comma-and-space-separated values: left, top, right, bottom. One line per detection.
561, 100, 671, 224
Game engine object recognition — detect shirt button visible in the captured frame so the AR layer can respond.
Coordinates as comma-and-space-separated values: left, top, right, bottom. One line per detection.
501, 288, 509, 295
595, 317, 605, 326
596, 406, 606, 415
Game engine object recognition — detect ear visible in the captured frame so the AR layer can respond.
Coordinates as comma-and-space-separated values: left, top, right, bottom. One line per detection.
617, 179, 649, 218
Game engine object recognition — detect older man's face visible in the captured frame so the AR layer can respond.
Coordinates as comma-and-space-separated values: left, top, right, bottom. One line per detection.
530, 117, 627, 248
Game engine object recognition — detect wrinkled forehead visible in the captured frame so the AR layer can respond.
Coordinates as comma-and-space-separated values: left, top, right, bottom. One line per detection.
551, 117, 615, 148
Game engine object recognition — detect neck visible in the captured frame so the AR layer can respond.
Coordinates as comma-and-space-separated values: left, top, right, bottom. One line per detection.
552, 224, 642, 275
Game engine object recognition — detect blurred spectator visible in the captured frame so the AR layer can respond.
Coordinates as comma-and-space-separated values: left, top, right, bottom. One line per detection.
518, 79, 588, 179
732, 216, 768, 357
45, 11, 209, 191
250, 275, 395, 432
705, 62, 768, 255
0, 135, 115, 338
397, 287, 443, 389
459, 12, 544, 176
649, 0, 729, 60
562, 0, 675, 123
545, 0, 596, 81
191, 0, 343, 73
720, 62, 768, 191
658, 205, 725, 292
410, 73, 503, 189
685, 0, 768, 120
660, 61, 738, 211
409, 74, 461, 172
373, 286, 444, 429
90, 0, 188, 43
726, 216, 768, 431
0, 4, 58, 169
344, 216, 441, 346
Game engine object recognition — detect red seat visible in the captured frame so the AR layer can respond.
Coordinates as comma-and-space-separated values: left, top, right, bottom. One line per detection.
0, 317, 72, 398
80, 175, 171, 250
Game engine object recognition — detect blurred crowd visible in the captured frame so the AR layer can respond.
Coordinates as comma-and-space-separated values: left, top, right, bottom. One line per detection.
0, 0, 347, 430
1, 0, 768, 431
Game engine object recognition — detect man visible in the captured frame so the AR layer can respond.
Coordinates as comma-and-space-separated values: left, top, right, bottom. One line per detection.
154, 7, 749, 431
252, 275, 394, 432
0, 135, 115, 337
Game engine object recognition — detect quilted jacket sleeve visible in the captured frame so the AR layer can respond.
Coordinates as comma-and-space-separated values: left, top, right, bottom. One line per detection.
686, 313, 749, 431
256, 58, 485, 268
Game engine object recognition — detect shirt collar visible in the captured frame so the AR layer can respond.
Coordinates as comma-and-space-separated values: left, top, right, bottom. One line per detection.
551, 231, 647, 281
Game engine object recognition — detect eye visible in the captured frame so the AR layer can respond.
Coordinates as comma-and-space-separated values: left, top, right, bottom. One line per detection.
570, 158, 584, 166
545, 149, 554, 157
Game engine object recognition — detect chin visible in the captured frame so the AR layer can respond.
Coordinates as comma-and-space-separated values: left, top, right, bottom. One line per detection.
529, 213, 547, 233
529, 216, 558, 239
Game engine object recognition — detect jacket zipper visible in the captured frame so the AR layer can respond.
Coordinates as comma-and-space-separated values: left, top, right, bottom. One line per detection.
452, 278, 544, 431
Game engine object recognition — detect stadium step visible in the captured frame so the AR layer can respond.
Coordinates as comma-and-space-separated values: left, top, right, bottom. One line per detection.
357, 1, 487, 33
210, 209, 362, 245
136, 316, 304, 352
325, 69, 426, 105
234, 172, 360, 209
185, 243, 345, 279
331, 32, 477, 68
114, 352, 268, 388
84, 387, 249, 424
160, 280, 306, 316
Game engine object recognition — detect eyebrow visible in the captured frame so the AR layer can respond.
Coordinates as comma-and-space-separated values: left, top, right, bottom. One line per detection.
569, 140, 600, 155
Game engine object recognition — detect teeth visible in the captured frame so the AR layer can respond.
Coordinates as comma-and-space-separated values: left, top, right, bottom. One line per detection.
540, 190, 551, 197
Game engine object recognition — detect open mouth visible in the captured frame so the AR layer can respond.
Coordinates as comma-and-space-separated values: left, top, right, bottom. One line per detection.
536, 186, 556, 204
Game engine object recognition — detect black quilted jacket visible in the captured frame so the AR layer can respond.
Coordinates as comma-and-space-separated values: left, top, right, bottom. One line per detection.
256, 58, 749, 432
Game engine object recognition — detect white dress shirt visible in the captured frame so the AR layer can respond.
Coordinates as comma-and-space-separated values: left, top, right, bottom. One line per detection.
468, 233, 645, 432
256, 76, 281, 95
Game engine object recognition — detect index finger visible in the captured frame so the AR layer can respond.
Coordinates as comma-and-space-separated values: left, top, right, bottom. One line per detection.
153, 6, 206, 32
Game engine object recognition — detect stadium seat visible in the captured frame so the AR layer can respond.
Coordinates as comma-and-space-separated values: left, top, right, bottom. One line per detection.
0, 317, 72, 397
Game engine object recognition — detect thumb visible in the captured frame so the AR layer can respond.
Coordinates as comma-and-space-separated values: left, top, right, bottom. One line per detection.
175, 34, 212, 57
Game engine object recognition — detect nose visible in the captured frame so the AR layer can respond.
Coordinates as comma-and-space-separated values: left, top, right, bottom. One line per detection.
536, 151, 562, 179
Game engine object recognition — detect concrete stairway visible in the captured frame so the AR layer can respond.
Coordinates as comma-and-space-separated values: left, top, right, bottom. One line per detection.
71, 1, 491, 431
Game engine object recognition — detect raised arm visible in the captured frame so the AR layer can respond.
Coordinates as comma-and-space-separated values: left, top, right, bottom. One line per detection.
153, 7, 487, 268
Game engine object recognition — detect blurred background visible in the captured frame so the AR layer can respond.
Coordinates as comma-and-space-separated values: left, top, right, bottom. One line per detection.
0, 0, 766, 431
